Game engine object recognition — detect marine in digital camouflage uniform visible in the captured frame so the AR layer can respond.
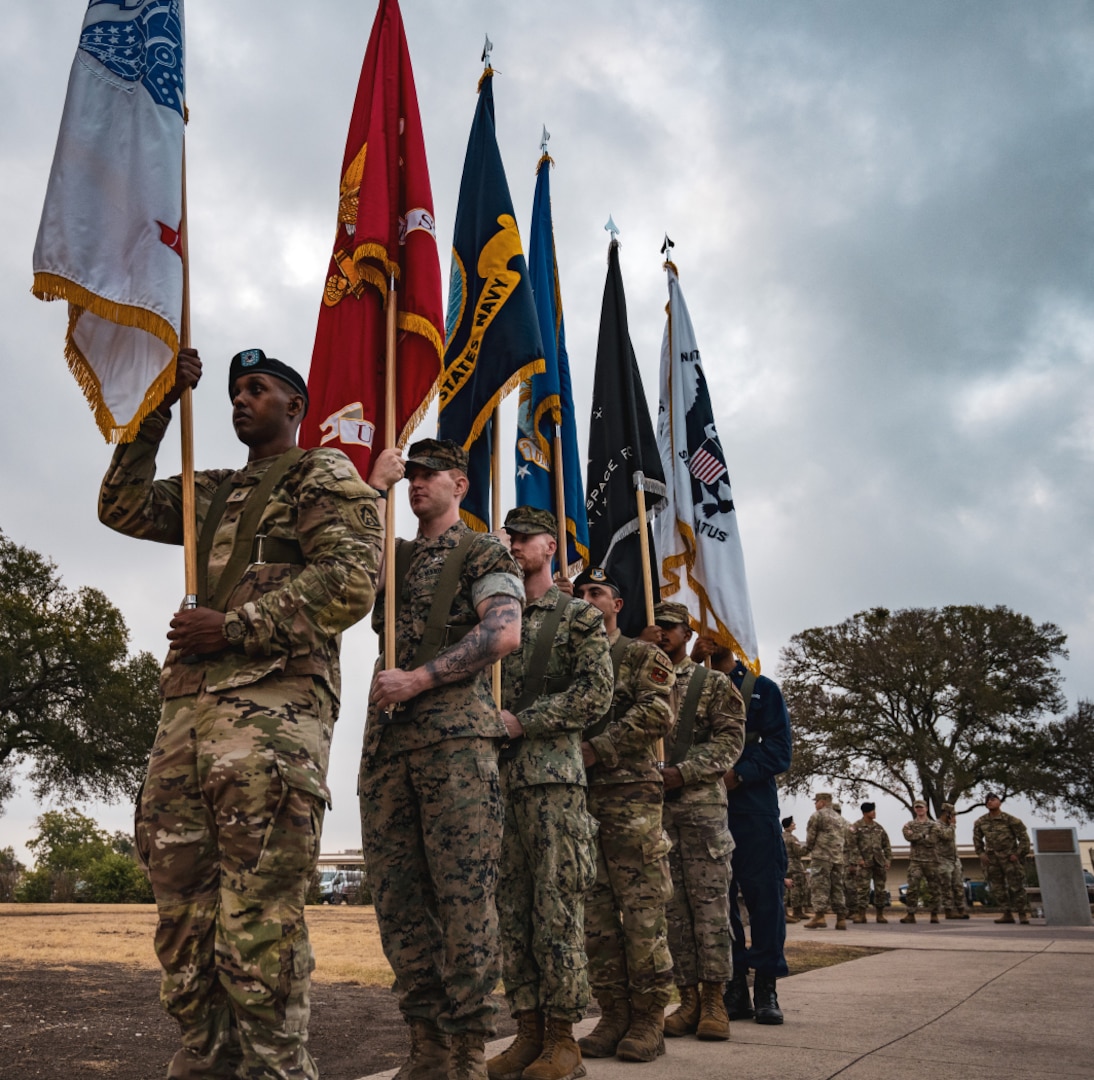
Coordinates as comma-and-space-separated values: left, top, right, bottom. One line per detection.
574, 567, 676, 1063
973, 793, 1031, 924
653, 603, 746, 1043
361, 440, 524, 1080
783, 818, 811, 916
850, 803, 892, 922
487, 509, 613, 1080
936, 803, 968, 919
99, 348, 389, 1080
802, 793, 847, 928
900, 800, 944, 923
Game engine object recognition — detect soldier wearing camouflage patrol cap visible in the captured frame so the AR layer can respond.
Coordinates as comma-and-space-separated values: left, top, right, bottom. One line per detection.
361, 437, 524, 1080
573, 566, 677, 1063
487, 507, 613, 1080
802, 793, 848, 929
901, 800, 944, 924
98, 346, 399, 1079
973, 793, 1031, 924
936, 802, 969, 919
650, 601, 746, 1043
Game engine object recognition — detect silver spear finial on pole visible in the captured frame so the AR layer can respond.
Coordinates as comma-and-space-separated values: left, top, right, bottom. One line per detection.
482, 34, 494, 68
605, 215, 620, 243
541, 125, 550, 156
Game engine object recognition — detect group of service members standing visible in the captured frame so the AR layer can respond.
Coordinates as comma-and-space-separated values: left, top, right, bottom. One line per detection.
782, 792, 1033, 930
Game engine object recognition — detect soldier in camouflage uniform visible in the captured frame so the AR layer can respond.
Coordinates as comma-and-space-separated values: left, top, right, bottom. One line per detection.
973, 793, 1031, 924
782, 816, 811, 919
937, 803, 969, 919
849, 802, 892, 923
900, 800, 943, 923
652, 603, 746, 1043
487, 508, 613, 1080
802, 793, 848, 929
99, 348, 391, 1080
361, 440, 524, 1080
834, 803, 859, 926
573, 567, 676, 1063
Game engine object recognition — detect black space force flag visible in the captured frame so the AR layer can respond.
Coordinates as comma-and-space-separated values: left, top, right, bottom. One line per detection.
585, 239, 666, 637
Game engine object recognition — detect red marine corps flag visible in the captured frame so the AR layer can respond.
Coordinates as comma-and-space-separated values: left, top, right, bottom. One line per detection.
300, 0, 443, 477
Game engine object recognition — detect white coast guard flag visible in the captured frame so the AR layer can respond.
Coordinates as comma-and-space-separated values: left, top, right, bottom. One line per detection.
656, 260, 760, 672
32, 0, 186, 443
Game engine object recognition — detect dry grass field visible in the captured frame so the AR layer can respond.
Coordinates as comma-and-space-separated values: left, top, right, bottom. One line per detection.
0, 903, 880, 984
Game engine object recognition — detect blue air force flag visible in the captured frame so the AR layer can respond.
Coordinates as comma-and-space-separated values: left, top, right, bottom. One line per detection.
656, 260, 759, 672
515, 152, 589, 573
438, 68, 544, 531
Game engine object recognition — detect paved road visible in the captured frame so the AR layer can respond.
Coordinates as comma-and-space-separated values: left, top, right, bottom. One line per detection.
359, 916, 1094, 1080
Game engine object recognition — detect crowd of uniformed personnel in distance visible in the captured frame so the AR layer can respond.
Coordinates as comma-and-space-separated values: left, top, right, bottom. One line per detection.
103, 351, 1034, 1080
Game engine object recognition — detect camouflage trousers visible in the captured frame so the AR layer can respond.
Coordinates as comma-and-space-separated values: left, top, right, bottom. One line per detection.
808, 858, 847, 917
938, 856, 966, 913
359, 737, 502, 1035
984, 855, 1030, 915
787, 867, 812, 910
905, 859, 943, 913
584, 783, 674, 1006
662, 800, 734, 986
497, 780, 598, 1022
136, 675, 332, 1080
853, 858, 891, 912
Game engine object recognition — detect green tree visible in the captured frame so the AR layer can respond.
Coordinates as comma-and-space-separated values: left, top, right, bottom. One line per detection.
25, 807, 111, 873
0, 845, 24, 901
0, 529, 160, 811
778, 605, 1089, 818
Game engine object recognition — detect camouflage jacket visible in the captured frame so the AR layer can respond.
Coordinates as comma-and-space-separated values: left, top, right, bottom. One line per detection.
851, 818, 892, 865
664, 658, 746, 806
586, 638, 675, 786
973, 811, 1030, 860
902, 818, 941, 862
98, 411, 382, 701
784, 828, 806, 875
936, 819, 958, 860
364, 520, 523, 755
804, 806, 844, 862
501, 584, 614, 789
838, 817, 857, 867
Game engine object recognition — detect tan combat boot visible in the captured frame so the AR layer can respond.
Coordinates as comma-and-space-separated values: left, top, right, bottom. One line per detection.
851, 911, 867, 924
696, 982, 731, 1041
522, 1016, 585, 1080
616, 992, 666, 1062
995, 911, 1015, 924
834, 916, 848, 930
803, 912, 827, 929
794, 906, 808, 920
451, 1032, 488, 1080
875, 909, 888, 924
393, 1018, 450, 1080
899, 912, 916, 924
785, 909, 800, 923
663, 984, 700, 1037
577, 993, 630, 1059
929, 913, 940, 924
486, 1010, 542, 1080
1018, 914, 1031, 924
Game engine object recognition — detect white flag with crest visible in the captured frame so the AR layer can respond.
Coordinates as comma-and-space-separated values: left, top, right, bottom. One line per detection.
656, 259, 759, 672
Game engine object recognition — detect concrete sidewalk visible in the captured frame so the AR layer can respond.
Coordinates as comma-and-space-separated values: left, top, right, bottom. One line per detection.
359, 916, 1094, 1080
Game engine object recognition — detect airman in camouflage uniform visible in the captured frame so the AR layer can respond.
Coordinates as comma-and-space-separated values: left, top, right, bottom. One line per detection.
653, 603, 746, 1043
802, 793, 848, 929
849, 802, 892, 923
782, 816, 811, 919
834, 803, 859, 924
574, 567, 676, 1063
361, 440, 524, 1080
973, 793, 1031, 924
99, 348, 389, 1080
937, 803, 969, 919
488, 508, 613, 1080
900, 800, 943, 923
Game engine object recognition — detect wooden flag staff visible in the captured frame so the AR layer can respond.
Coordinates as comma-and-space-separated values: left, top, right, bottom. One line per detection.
491, 406, 503, 706
384, 272, 398, 669
552, 424, 568, 577
179, 140, 198, 609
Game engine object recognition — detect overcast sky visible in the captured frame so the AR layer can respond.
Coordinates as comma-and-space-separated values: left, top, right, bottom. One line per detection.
2, 1, 1093, 864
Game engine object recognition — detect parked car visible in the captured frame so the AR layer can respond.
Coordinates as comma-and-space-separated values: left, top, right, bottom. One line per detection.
318, 869, 364, 905
897, 879, 993, 907
1083, 868, 1094, 902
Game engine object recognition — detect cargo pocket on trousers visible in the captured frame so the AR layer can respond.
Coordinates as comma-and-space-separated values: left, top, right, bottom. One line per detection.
562, 812, 600, 894
643, 830, 674, 904
255, 757, 328, 878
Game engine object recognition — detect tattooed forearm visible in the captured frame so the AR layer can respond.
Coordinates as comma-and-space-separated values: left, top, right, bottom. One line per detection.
420, 594, 521, 689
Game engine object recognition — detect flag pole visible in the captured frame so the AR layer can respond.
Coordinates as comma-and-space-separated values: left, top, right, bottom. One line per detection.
491, 406, 503, 706
552, 423, 568, 578
179, 138, 198, 609
384, 272, 398, 669
634, 471, 655, 625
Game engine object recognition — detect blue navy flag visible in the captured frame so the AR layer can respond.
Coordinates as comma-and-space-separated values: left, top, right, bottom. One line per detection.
585, 239, 666, 636
437, 68, 544, 531
515, 152, 589, 573
657, 259, 759, 671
